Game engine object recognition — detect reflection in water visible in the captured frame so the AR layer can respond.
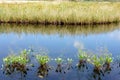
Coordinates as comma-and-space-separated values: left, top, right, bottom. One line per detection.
0, 23, 120, 80
109, 31, 120, 40
0, 23, 120, 36
37, 64, 50, 78
74, 41, 85, 49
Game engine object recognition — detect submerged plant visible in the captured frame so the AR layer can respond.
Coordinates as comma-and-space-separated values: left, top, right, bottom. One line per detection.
55, 57, 64, 73
36, 55, 50, 78
2, 49, 30, 76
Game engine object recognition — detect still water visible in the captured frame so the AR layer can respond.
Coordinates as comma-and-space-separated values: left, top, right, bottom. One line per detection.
0, 24, 120, 80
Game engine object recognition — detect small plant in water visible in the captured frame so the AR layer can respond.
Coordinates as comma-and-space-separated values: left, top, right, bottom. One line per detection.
103, 54, 113, 73
36, 55, 49, 65
67, 58, 73, 65
88, 55, 105, 80
36, 54, 50, 78
89, 55, 104, 72
77, 49, 88, 69
65, 58, 73, 73
2, 49, 30, 76
55, 57, 63, 73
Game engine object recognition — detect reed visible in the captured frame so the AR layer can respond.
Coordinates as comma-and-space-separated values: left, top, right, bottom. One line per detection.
0, 1, 120, 25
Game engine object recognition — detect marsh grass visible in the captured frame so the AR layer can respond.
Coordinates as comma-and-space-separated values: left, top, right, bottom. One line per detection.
0, 1, 120, 24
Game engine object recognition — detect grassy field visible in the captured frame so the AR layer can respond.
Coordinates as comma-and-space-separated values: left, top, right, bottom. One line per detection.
0, 1, 120, 25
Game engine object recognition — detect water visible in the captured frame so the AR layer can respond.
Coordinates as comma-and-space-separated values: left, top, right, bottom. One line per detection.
0, 24, 120, 80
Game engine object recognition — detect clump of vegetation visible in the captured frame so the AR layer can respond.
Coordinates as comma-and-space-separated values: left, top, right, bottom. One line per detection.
36, 55, 50, 78
89, 55, 104, 73
36, 55, 50, 65
1, 48, 115, 79
103, 54, 113, 73
55, 57, 64, 73
88, 55, 105, 80
77, 50, 88, 69
2, 49, 30, 76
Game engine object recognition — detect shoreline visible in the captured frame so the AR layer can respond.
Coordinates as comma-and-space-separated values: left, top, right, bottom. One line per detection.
0, 21, 118, 25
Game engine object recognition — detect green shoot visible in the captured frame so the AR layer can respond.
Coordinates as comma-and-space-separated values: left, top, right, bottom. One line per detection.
78, 49, 88, 61
36, 55, 50, 65
55, 57, 63, 64
88, 55, 104, 69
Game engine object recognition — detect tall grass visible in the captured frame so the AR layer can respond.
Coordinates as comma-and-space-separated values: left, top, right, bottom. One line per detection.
0, 1, 120, 24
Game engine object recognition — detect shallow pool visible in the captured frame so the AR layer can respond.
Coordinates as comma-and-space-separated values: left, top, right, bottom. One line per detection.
0, 24, 120, 80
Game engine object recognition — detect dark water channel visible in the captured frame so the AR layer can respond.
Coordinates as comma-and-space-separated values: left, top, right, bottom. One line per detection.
0, 24, 120, 80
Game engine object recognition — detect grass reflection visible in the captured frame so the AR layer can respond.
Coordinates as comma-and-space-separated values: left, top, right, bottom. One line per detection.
0, 24, 120, 36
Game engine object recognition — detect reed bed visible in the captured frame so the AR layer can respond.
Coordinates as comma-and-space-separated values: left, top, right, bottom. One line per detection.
0, 1, 120, 25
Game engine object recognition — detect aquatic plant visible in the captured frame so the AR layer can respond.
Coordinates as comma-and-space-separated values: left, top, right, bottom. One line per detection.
55, 57, 63, 64
103, 54, 113, 69
36, 55, 50, 65
78, 50, 88, 62
66, 58, 73, 70
100, 54, 113, 73
36, 55, 50, 78
77, 50, 89, 69
89, 55, 104, 71
87, 54, 105, 80
2, 49, 30, 76
55, 57, 64, 73
67, 58, 73, 65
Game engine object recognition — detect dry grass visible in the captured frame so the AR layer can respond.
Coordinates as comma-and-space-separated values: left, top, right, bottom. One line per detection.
0, 1, 120, 25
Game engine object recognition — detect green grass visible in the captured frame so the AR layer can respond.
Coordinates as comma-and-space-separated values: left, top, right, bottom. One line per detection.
0, 1, 120, 24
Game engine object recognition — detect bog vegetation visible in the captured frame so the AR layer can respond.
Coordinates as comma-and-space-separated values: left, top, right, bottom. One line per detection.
2, 48, 117, 79
0, 1, 120, 25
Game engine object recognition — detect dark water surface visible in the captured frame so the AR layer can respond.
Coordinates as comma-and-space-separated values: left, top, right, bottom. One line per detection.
0, 24, 120, 80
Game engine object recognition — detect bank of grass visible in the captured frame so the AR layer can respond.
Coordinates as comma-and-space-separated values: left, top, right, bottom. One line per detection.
0, 1, 120, 25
